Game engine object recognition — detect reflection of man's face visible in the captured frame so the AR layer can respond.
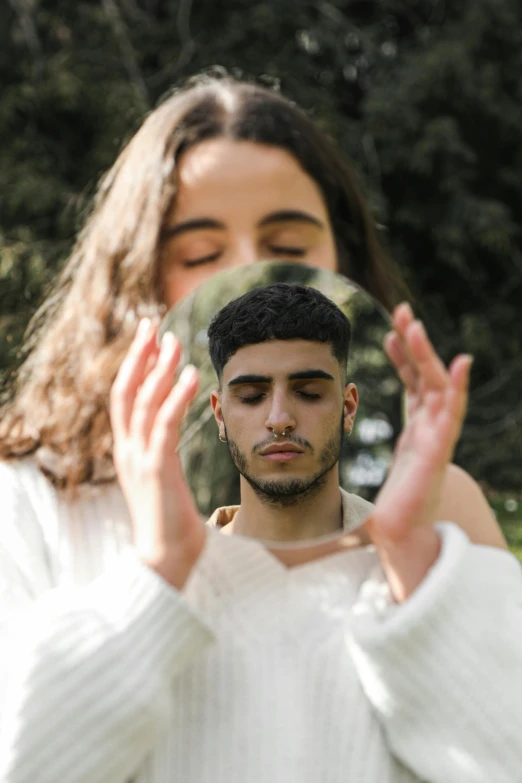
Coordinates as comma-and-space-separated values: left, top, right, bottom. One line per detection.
211, 339, 358, 507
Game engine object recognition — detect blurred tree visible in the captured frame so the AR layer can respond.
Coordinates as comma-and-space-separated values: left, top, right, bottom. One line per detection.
1, 0, 521, 489
356, 0, 522, 488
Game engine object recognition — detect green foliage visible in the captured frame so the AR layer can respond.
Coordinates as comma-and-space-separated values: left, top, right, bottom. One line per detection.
1, 0, 521, 490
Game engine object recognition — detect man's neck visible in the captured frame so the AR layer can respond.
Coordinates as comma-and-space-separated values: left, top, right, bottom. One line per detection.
230, 472, 343, 542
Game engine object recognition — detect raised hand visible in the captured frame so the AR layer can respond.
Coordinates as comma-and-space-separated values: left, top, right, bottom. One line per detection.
110, 319, 205, 589
366, 303, 473, 602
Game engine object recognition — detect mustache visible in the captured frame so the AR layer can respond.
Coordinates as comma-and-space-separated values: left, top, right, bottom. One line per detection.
253, 435, 313, 454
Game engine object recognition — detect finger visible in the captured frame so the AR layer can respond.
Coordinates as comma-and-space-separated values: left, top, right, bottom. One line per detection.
393, 304, 445, 385
110, 319, 158, 438
425, 354, 472, 460
384, 331, 419, 394
392, 303, 419, 364
391, 301, 415, 334
149, 365, 200, 458
446, 354, 472, 424
449, 353, 473, 389
390, 302, 423, 390
403, 320, 449, 392
131, 332, 183, 448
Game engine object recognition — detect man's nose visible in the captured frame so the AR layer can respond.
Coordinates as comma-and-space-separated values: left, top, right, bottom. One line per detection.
265, 395, 296, 435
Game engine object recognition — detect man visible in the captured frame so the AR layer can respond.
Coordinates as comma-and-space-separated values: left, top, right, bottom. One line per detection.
2, 284, 521, 783
207, 282, 372, 547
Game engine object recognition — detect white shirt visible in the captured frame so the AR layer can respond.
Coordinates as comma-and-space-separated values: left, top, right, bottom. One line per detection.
1, 458, 521, 783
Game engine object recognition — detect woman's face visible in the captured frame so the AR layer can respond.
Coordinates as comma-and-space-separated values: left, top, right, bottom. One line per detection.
160, 139, 338, 307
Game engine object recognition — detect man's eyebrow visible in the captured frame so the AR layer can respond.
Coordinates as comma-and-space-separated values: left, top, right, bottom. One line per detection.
227, 374, 272, 388
162, 218, 226, 239
257, 210, 324, 229
227, 370, 334, 388
288, 370, 335, 381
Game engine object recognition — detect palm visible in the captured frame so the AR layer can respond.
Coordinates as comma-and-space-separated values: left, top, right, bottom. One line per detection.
110, 322, 205, 578
370, 306, 471, 542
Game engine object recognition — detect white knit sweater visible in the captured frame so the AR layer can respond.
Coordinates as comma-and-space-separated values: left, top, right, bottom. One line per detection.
1, 459, 522, 783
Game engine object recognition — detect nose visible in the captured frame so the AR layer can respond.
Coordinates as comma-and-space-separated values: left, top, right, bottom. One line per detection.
229, 236, 259, 268
265, 391, 296, 436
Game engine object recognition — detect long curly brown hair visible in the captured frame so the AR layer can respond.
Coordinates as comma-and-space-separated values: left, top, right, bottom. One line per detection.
0, 75, 407, 489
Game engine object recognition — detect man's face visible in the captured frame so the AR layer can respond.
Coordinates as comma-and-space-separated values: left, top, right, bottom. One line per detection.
211, 339, 358, 506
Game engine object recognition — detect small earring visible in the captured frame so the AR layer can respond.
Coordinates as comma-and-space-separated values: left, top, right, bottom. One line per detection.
219, 434, 227, 443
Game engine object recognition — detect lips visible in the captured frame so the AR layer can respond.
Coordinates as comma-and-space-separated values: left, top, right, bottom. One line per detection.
259, 442, 305, 456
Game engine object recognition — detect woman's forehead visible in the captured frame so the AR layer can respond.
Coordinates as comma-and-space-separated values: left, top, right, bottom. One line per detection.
168, 138, 330, 225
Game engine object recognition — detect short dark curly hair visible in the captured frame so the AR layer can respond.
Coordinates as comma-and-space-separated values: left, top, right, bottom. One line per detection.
207, 283, 351, 380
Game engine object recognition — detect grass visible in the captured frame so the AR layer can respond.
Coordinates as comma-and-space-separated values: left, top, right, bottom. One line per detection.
488, 492, 522, 561
500, 521, 522, 561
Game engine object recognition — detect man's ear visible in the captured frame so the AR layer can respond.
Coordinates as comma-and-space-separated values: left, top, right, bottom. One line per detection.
210, 389, 225, 438
343, 383, 359, 433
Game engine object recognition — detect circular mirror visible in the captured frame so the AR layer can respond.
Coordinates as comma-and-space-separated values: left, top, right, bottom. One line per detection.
160, 262, 402, 555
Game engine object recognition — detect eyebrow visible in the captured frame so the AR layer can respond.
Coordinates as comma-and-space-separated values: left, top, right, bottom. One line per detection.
288, 370, 334, 381
257, 210, 324, 230
227, 369, 335, 388
163, 210, 324, 240
163, 218, 225, 240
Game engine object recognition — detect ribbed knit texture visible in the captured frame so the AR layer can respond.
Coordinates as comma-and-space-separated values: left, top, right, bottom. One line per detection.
1, 458, 521, 783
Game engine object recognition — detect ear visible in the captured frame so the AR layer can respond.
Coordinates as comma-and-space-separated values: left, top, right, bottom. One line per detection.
210, 389, 225, 438
343, 383, 358, 433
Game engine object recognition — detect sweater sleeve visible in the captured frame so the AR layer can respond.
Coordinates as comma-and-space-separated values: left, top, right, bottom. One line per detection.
0, 462, 215, 783
349, 522, 522, 783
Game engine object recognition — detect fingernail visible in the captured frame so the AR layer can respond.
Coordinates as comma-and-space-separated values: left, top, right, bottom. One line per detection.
465, 354, 474, 367
179, 364, 197, 384
161, 331, 175, 351
138, 317, 151, 337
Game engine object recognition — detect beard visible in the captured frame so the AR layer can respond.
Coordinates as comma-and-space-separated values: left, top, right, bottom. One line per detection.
225, 417, 344, 509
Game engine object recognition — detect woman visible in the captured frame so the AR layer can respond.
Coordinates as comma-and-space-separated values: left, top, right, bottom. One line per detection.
0, 73, 516, 783
0, 74, 506, 546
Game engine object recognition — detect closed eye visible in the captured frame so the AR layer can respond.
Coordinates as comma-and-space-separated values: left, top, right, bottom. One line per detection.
240, 394, 265, 404
268, 245, 306, 257
240, 392, 320, 403
183, 252, 221, 268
